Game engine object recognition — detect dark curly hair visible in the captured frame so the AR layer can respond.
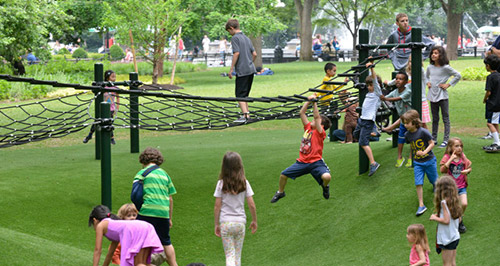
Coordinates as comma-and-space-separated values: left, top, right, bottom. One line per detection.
139, 147, 164, 166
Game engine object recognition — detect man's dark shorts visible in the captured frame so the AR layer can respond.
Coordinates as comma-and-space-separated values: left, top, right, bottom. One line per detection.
235, 74, 254, 98
281, 159, 330, 186
137, 214, 171, 246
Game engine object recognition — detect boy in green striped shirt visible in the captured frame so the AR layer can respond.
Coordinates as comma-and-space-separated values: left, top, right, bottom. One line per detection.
135, 147, 178, 266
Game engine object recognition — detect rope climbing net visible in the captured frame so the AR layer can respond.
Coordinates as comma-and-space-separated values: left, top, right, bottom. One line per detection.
0, 49, 401, 148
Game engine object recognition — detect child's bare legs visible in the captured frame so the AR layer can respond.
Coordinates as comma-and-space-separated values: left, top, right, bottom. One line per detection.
164, 245, 178, 266
397, 143, 404, 160
278, 174, 288, 193
135, 247, 151, 266
321, 173, 331, 187
361, 145, 375, 165
416, 185, 424, 207
460, 194, 468, 214
441, 249, 457, 266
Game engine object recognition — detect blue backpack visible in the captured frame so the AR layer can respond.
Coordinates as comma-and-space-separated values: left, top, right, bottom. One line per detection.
131, 165, 160, 211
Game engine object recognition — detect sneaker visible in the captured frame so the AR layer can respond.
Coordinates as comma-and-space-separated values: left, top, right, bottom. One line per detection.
111, 138, 116, 145
439, 141, 448, 148
480, 132, 492, 139
395, 158, 405, 168
459, 221, 467, 233
416, 206, 427, 216
270, 191, 286, 203
368, 162, 380, 176
83, 135, 91, 144
322, 185, 330, 199
233, 116, 247, 123
482, 143, 498, 150
485, 144, 500, 153
405, 159, 413, 168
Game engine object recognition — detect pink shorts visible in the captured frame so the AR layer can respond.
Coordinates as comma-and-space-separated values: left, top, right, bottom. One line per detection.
422, 100, 431, 123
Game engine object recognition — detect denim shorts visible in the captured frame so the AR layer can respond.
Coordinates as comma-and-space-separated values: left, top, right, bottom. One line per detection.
413, 157, 438, 186
458, 187, 467, 195
281, 159, 330, 186
398, 122, 407, 144
354, 119, 374, 146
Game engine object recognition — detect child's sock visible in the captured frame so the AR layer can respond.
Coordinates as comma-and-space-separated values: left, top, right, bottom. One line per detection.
493, 131, 500, 145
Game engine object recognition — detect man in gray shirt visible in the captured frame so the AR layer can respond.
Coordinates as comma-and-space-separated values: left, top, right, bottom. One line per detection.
226, 19, 257, 123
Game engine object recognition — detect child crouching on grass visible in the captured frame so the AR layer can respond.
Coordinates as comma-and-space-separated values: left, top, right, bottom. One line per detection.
402, 110, 438, 216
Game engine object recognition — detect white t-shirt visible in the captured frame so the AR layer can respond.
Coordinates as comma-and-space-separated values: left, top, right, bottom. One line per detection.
214, 179, 254, 224
436, 199, 460, 245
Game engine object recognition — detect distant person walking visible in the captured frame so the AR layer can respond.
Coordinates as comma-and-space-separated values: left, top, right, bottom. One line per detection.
225, 19, 257, 123
202, 35, 211, 55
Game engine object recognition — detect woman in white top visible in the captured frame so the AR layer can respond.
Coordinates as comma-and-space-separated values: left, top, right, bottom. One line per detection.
214, 151, 257, 266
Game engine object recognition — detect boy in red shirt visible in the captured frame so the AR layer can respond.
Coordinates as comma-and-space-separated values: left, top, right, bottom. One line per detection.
271, 94, 332, 203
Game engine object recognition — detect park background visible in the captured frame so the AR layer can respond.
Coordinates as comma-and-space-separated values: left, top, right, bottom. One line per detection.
1, 0, 500, 265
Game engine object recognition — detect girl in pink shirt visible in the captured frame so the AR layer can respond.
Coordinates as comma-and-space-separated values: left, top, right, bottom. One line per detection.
440, 137, 472, 233
407, 224, 430, 266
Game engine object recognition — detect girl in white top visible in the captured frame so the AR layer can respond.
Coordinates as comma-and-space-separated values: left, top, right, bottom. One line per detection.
214, 151, 257, 266
430, 175, 462, 266
426, 46, 461, 148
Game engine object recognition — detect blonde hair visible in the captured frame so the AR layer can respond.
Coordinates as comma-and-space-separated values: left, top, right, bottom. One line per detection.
117, 203, 138, 219
445, 137, 465, 158
407, 224, 430, 252
433, 175, 463, 219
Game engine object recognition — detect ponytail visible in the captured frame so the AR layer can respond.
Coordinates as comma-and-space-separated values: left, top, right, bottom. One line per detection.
88, 205, 120, 226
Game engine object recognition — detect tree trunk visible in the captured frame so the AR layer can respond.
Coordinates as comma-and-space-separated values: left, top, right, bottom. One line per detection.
250, 35, 263, 69
294, 0, 313, 61
442, 0, 462, 61
352, 33, 358, 59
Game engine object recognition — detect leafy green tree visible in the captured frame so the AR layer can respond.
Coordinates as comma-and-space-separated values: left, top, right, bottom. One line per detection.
103, 0, 192, 84
57, 1, 106, 45
199, 0, 286, 67
409, 0, 497, 60
318, 0, 396, 56
0, 0, 70, 70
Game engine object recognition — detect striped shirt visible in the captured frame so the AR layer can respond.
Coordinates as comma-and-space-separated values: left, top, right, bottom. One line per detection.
134, 165, 177, 219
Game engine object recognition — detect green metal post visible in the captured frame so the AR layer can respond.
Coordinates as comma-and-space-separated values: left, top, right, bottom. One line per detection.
100, 101, 112, 209
391, 71, 399, 148
411, 27, 423, 117
358, 29, 369, 175
129, 72, 140, 153
94, 63, 104, 160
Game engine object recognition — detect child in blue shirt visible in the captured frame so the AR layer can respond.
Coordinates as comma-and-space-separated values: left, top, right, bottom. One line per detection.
402, 109, 438, 216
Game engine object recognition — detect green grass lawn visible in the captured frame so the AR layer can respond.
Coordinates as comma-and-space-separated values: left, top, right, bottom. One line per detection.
1, 58, 498, 265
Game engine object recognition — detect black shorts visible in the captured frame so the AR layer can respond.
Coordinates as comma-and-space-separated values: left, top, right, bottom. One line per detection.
235, 74, 254, 98
137, 214, 171, 246
437, 238, 459, 253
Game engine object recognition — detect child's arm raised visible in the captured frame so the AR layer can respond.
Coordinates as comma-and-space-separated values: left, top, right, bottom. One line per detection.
309, 94, 324, 134
299, 94, 314, 127
246, 196, 258, 234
